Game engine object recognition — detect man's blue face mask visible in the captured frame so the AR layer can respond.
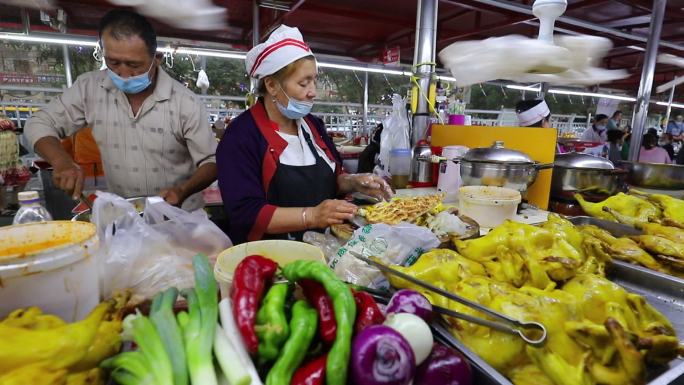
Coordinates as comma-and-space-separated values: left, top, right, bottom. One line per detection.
274, 83, 314, 120
106, 59, 155, 94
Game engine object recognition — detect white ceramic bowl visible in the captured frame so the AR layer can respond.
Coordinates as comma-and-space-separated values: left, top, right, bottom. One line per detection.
458, 186, 522, 228
214, 240, 325, 299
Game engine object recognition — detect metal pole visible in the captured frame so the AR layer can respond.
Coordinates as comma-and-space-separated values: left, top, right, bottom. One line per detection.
411, 0, 438, 146
62, 44, 72, 87
664, 85, 676, 126
362, 71, 369, 137
250, 0, 260, 93
628, 0, 667, 161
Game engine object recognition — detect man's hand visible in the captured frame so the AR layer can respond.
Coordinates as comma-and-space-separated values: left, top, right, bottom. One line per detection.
53, 159, 84, 200
159, 185, 187, 206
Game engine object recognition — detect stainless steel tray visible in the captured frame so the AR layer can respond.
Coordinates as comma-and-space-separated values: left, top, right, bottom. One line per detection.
567, 216, 642, 237
431, 216, 684, 385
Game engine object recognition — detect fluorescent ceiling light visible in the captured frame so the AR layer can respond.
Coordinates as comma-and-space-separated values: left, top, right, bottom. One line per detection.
0, 33, 97, 47
317, 62, 408, 76
656, 101, 684, 109
506, 84, 636, 102
158, 47, 246, 59
436, 75, 457, 82
548, 89, 636, 102
506, 84, 542, 92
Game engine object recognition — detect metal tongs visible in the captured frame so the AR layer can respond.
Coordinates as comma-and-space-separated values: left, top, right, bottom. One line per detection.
350, 252, 548, 347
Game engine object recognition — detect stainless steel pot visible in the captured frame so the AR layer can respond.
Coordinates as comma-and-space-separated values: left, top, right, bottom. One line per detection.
410, 141, 433, 185
551, 153, 627, 200
617, 161, 684, 189
459, 141, 553, 193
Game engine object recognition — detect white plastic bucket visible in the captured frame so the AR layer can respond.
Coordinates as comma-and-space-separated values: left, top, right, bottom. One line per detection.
459, 186, 521, 228
214, 240, 325, 299
0, 221, 100, 322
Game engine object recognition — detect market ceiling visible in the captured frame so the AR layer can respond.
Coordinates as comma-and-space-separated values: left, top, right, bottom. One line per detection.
2, 0, 684, 100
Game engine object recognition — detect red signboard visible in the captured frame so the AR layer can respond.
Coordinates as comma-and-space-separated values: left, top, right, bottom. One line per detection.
382, 46, 400, 66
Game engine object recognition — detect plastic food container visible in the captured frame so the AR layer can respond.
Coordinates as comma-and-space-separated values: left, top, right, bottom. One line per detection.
389, 148, 412, 189
458, 186, 522, 228
214, 240, 325, 299
0, 221, 100, 322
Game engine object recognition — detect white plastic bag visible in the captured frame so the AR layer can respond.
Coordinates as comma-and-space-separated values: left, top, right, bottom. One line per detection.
196, 69, 210, 92
95, 194, 232, 298
378, 94, 410, 174
328, 222, 440, 289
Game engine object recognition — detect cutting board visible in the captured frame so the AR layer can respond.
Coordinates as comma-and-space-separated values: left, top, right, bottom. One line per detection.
431, 124, 558, 209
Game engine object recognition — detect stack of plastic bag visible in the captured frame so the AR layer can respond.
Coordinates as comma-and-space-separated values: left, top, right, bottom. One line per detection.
376, 94, 410, 178
329, 222, 440, 290
92, 193, 232, 299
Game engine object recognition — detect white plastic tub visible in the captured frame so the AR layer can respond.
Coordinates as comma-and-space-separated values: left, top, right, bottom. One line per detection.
0, 221, 100, 322
214, 240, 325, 299
458, 186, 522, 228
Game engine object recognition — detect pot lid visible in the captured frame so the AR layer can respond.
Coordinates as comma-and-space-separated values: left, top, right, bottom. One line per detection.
554, 152, 615, 169
463, 141, 534, 163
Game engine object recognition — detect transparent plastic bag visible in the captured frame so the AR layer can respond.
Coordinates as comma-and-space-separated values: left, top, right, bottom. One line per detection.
303, 230, 342, 264
328, 223, 440, 289
378, 94, 410, 173
95, 194, 232, 298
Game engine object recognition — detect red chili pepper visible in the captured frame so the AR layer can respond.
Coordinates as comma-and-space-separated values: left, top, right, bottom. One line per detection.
291, 354, 327, 385
352, 290, 385, 334
300, 279, 337, 344
230, 255, 279, 355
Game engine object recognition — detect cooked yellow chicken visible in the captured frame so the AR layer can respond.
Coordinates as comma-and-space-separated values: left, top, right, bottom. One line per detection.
386, 215, 680, 385
630, 189, 684, 229
574, 193, 661, 224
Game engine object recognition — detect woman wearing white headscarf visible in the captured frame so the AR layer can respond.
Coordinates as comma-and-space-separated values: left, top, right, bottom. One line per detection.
216, 25, 391, 244
515, 99, 551, 128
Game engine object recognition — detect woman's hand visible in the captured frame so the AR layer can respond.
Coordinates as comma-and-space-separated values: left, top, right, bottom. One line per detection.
340, 173, 393, 201
309, 199, 357, 228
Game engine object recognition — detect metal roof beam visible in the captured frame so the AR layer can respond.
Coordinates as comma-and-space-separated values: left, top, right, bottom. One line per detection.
439, 0, 684, 51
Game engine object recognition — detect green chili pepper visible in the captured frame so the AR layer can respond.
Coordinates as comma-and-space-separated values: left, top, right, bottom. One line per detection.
255, 283, 291, 364
265, 300, 318, 385
282, 261, 356, 385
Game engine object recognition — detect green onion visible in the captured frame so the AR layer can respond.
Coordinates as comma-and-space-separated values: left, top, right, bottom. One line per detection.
178, 254, 219, 385
150, 287, 188, 385
214, 323, 251, 385
101, 351, 150, 383
132, 311, 174, 385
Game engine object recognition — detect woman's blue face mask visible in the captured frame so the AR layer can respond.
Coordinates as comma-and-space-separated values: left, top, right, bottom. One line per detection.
275, 84, 314, 120
107, 59, 155, 94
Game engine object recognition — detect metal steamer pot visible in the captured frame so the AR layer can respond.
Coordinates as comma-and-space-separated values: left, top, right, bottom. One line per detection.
458, 141, 553, 193
617, 161, 684, 190
551, 153, 627, 200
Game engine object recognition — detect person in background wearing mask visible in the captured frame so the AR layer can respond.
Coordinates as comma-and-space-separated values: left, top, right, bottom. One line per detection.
216, 25, 392, 244
667, 114, 684, 141
607, 110, 622, 131
639, 133, 672, 164
581, 114, 609, 143
659, 133, 676, 160
24, 10, 217, 210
